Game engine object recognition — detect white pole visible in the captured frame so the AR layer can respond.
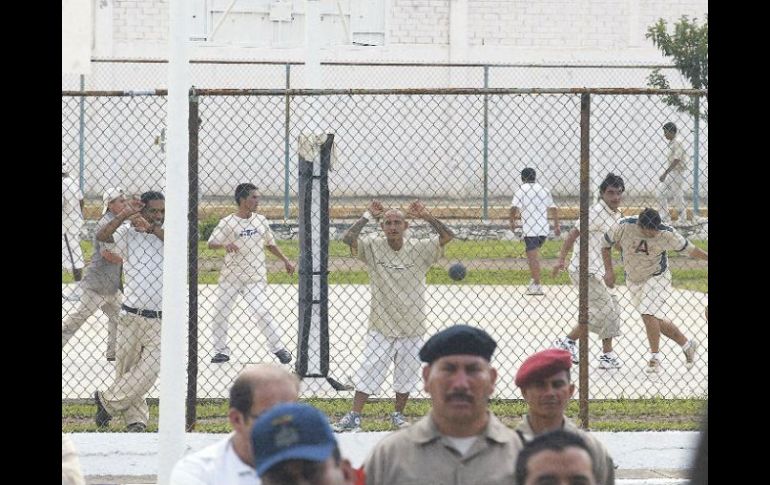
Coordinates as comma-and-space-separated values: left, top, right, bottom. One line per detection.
157, 0, 190, 483
304, 0, 322, 88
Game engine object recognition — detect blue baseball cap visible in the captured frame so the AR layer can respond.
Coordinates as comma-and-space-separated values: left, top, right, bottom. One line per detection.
251, 402, 337, 477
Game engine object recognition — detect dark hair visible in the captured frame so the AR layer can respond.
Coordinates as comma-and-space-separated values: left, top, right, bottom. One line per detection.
261, 446, 342, 485
663, 122, 677, 134
140, 191, 165, 205
521, 167, 536, 183
235, 183, 257, 205
515, 430, 595, 485
599, 173, 625, 195
229, 373, 255, 415
638, 207, 662, 230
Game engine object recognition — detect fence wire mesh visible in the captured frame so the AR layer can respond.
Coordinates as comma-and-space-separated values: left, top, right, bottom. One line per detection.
62, 88, 707, 431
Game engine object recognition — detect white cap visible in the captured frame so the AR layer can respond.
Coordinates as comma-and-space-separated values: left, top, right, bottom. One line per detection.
102, 187, 125, 214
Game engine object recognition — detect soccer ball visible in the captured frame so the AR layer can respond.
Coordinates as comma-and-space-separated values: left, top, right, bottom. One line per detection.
448, 263, 467, 281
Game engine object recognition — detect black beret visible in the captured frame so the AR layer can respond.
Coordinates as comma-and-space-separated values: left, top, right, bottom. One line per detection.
419, 325, 497, 363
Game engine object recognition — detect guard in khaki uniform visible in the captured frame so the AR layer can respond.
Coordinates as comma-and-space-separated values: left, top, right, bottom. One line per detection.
363, 325, 523, 485
514, 349, 615, 485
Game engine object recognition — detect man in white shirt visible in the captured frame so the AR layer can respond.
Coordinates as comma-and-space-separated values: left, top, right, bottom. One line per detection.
170, 364, 300, 485
602, 208, 707, 374
552, 173, 625, 369
658, 122, 690, 223
93, 191, 165, 432
510, 167, 560, 295
207, 183, 295, 365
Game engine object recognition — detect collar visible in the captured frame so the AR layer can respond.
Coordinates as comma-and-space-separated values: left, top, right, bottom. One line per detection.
411, 411, 513, 445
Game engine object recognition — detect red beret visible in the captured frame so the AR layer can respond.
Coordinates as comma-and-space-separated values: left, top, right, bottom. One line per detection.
515, 349, 572, 388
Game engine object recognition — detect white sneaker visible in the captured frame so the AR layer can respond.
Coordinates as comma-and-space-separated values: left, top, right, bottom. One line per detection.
645, 357, 661, 374
553, 337, 579, 364
526, 280, 544, 296
332, 412, 362, 433
598, 353, 622, 369
683, 340, 699, 369
390, 412, 410, 429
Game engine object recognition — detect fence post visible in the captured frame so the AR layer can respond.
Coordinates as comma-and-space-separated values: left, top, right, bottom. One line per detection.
482, 65, 489, 221
578, 92, 591, 429
692, 95, 701, 216
78, 75, 85, 192
284, 64, 292, 220
186, 86, 200, 431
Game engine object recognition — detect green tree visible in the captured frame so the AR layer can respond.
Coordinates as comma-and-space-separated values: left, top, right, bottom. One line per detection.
646, 15, 708, 121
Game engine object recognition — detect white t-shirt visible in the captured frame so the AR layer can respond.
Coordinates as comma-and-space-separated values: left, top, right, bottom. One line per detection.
62, 175, 84, 235
445, 435, 479, 456
169, 434, 260, 485
208, 213, 276, 285
111, 224, 164, 311
667, 138, 689, 173
568, 199, 621, 277
511, 182, 555, 237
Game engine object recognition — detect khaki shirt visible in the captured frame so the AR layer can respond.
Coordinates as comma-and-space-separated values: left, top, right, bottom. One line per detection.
603, 217, 694, 283
515, 415, 615, 485
358, 234, 443, 337
364, 411, 523, 485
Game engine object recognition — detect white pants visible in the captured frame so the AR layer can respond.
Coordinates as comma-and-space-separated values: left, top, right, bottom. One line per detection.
658, 172, 688, 221
62, 288, 121, 358
101, 311, 162, 426
627, 271, 673, 320
569, 272, 621, 339
210, 281, 285, 355
354, 331, 423, 395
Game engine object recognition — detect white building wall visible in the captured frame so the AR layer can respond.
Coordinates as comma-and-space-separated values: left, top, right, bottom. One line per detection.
67, 1, 707, 202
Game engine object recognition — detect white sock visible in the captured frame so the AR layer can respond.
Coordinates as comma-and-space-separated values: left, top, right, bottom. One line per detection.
650, 352, 661, 361
603, 351, 617, 358
682, 340, 692, 350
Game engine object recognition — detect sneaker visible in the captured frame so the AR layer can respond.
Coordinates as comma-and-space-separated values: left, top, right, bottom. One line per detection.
211, 352, 230, 364
332, 411, 362, 433
597, 353, 622, 370
645, 358, 661, 374
526, 280, 544, 296
126, 422, 147, 432
274, 349, 293, 364
390, 412, 410, 429
683, 339, 699, 369
554, 337, 579, 364
94, 391, 112, 427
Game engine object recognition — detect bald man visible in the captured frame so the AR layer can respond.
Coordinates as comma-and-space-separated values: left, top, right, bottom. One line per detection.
333, 200, 454, 432
169, 364, 301, 485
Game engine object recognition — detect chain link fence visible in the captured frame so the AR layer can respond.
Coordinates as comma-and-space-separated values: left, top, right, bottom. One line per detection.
62, 87, 708, 430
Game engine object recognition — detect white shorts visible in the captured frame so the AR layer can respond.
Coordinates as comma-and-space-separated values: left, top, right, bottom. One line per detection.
354, 330, 423, 395
627, 270, 672, 320
62, 233, 84, 270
